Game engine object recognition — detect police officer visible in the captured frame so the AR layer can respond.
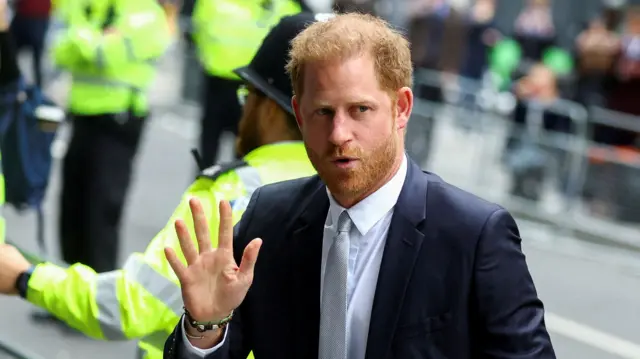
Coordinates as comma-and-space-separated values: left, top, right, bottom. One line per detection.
53, 0, 175, 273
190, 0, 303, 168
0, 12, 327, 359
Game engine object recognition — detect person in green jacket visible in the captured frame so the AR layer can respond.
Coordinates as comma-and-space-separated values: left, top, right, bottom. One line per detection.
54, 0, 174, 274
0, 11, 326, 359
189, 0, 303, 169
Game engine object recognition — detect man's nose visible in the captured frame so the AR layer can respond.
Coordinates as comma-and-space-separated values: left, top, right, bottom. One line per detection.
328, 113, 351, 146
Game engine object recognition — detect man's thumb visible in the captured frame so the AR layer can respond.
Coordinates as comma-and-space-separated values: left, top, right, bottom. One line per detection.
238, 238, 262, 281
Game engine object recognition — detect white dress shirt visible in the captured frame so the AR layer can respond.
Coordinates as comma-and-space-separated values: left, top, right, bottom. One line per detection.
181, 155, 408, 358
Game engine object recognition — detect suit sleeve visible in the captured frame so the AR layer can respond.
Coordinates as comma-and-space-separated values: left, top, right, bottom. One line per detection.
165, 187, 263, 359
472, 208, 556, 359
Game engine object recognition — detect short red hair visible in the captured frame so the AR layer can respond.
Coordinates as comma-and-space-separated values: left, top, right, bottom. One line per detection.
285, 13, 413, 98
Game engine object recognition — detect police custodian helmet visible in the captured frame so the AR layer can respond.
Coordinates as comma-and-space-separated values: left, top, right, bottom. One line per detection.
233, 12, 336, 115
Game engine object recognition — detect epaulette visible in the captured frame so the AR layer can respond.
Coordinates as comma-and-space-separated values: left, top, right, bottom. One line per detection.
197, 159, 249, 182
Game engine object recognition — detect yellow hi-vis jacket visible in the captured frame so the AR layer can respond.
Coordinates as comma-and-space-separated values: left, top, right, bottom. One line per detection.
192, 0, 302, 80
25, 142, 316, 359
52, 0, 172, 116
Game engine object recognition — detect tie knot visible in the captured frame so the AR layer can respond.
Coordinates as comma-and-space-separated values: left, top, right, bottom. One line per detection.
336, 211, 352, 233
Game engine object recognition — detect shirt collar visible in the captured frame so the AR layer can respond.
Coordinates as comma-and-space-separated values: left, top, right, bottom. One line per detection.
327, 154, 408, 236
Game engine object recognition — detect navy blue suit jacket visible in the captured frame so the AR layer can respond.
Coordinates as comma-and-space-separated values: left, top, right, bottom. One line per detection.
164, 158, 556, 359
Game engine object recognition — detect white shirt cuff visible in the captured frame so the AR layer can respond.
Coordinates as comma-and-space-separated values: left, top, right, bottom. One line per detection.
179, 315, 228, 358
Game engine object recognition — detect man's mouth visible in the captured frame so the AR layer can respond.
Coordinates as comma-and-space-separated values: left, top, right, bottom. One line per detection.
331, 157, 358, 168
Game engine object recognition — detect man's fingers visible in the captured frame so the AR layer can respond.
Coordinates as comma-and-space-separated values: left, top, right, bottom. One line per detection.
238, 238, 262, 283
164, 247, 187, 280
217, 200, 234, 251
190, 198, 212, 253
175, 219, 198, 265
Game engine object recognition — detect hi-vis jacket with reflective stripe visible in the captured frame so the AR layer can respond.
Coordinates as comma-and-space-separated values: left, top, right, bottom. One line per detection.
53, 0, 171, 116
192, 0, 301, 80
25, 142, 316, 359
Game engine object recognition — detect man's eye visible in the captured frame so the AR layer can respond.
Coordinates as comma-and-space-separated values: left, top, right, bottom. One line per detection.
317, 108, 332, 116
357, 106, 369, 113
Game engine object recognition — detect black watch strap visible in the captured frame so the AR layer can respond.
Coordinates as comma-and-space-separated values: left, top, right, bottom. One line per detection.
15, 265, 36, 299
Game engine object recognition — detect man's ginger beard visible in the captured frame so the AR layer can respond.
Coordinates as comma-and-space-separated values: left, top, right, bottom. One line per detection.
305, 118, 398, 200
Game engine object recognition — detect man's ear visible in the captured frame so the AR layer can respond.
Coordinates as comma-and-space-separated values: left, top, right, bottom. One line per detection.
395, 87, 413, 131
292, 95, 303, 129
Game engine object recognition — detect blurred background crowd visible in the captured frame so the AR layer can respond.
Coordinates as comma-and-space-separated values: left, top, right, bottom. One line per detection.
8, 0, 640, 229
319, 0, 640, 229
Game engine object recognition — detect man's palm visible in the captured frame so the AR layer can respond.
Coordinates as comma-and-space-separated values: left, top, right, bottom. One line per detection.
165, 198, 262, 322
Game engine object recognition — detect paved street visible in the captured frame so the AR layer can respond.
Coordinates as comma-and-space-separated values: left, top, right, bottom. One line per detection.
1, 42, 640, 359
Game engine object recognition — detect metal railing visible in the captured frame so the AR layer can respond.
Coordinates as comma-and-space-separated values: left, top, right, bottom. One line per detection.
408, 69, 640, 248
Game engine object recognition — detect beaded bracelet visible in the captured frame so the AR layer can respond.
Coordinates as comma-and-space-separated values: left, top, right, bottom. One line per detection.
184, 307, 234, 333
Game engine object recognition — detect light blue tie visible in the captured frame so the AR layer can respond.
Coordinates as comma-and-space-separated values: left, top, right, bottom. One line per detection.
319, 211, 351, 359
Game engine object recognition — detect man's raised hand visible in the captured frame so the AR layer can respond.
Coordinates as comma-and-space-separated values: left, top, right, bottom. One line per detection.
165, 198, 262, 322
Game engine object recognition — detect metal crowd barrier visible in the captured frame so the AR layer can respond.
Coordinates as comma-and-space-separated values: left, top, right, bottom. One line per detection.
408, 69, 640, 247
581, 107, 640, 227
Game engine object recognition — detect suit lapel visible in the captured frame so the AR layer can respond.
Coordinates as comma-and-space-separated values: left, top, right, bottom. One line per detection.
365, 159, 429, 359
289, 179, 329, 359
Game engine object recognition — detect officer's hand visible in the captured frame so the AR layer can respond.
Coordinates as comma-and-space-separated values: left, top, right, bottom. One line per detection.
0, 244, 32, 295
165, 198, 262, 323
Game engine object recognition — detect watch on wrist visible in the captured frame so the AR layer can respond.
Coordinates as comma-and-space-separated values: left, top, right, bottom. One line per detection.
183, 307, 234, 332
15, 265, 36, 299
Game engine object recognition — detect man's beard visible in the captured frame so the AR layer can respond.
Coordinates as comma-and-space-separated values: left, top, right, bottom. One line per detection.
235, 103, 262, 157
306, 127, 398, 200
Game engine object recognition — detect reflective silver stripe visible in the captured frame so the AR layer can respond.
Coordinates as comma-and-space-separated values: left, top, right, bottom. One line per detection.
123, 256, 183, 316
124, 38, 136, 61
96, 45, 106, 69
122, 257, 182, 353
92, 39, 156, 69
230, 166, 263, 213
236, 165, 262, 193
96, 272, 127, 339
72, 75, 144, 91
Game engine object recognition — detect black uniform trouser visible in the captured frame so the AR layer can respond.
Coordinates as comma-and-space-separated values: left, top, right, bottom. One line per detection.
59, 113, 146, 273
10, 14, 50, 88
199, 74, 242, 168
